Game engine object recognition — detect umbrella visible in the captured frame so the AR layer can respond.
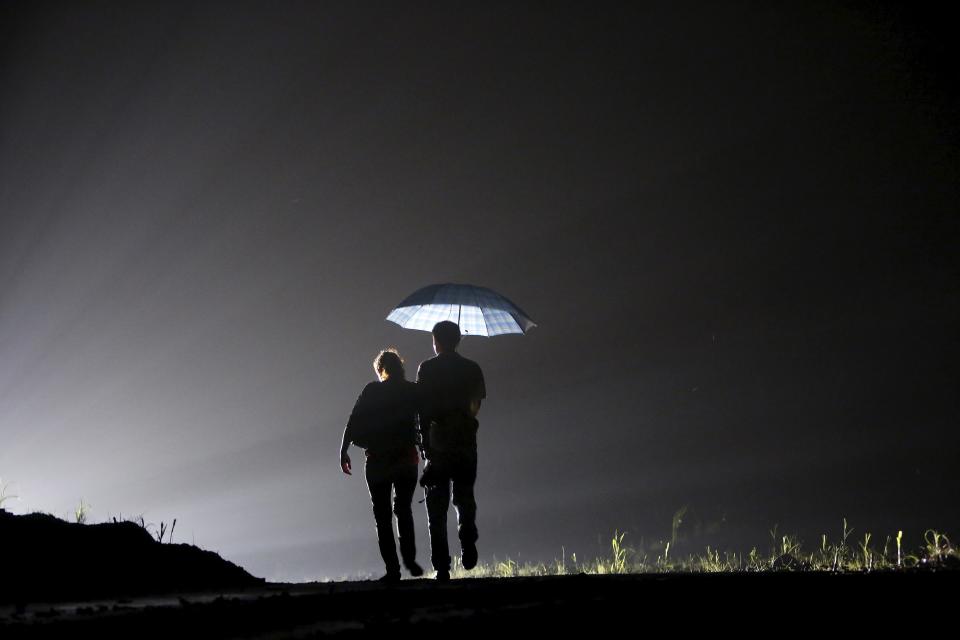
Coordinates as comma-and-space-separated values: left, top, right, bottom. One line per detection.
386, 283, 537, 336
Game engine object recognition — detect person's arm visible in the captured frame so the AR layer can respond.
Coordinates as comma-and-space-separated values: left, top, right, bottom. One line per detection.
415, 362, 431, 458
339, 424, 352, 475
469, 364, 486, 417
340, 385, 370, 475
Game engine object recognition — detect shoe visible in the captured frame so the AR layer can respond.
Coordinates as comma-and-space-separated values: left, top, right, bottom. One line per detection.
434, 569, 450, 582
404, 559, 424, 577
378, 571, 401, 583
462, 543, 478, 571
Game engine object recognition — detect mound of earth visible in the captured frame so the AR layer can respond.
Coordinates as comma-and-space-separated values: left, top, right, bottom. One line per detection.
0, 509, 263, 604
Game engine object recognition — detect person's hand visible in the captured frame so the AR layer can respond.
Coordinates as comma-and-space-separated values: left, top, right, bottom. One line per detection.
340, 451, 352, 475
420, 460, 441, 488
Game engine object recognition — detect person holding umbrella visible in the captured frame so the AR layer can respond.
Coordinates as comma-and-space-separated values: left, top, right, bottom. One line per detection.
385, 282, 535, 580
416, 321, 486, 580
340, 348, 424, 582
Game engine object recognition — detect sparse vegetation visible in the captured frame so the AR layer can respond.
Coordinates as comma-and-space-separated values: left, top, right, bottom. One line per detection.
110, 513, 179, 543
2, 483, 955, 579
450, 519, 959, 579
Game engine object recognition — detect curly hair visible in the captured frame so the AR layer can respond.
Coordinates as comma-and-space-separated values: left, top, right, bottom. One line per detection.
373, 347, 406, 380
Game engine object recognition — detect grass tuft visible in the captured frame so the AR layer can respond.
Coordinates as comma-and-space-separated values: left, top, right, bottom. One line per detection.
0, 478, 17, 509
74, 498, 90, 524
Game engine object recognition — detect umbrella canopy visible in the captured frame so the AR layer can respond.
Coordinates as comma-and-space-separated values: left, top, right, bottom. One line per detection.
386, 283, 537, 336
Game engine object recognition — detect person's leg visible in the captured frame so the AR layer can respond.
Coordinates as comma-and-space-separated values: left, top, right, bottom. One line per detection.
365, 460, 400, 579
451, 453, 479, 569
393, 462, 422, 576
424, 473, 452, 576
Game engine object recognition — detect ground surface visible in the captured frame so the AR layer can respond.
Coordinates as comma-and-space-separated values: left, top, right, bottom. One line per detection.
4, 509, 955, 636
2, 570, 955, 638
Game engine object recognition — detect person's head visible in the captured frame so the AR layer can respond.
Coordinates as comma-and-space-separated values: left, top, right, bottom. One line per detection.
373, 347, 405, 381
431, 320, 461, 354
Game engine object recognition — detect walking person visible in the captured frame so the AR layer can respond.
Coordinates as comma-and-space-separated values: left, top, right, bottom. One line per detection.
416, 321, 486, 581
340, 348, 424, 582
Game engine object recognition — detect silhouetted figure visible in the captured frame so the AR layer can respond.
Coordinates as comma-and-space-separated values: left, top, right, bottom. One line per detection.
340, 348, 424, 582
416, 321, 486, 580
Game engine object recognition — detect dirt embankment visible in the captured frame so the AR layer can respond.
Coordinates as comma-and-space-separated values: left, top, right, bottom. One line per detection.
0, 509, 263, 604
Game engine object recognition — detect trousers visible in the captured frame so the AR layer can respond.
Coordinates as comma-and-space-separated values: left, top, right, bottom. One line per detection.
423, 450, 478, 572
364, 449, 419, 574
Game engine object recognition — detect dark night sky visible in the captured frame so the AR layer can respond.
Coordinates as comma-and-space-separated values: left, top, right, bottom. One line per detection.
1, 1, 957, 579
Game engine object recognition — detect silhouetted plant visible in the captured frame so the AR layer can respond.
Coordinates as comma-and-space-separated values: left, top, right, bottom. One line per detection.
156, 519, 177, 544
74, 498, 90, 524
922, 529, 953, 562
0, 478, 17, 509
111, 512, 178, 543
896, 530, 904, 567
610, 530, 627, 573
859, 532, 874, 571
